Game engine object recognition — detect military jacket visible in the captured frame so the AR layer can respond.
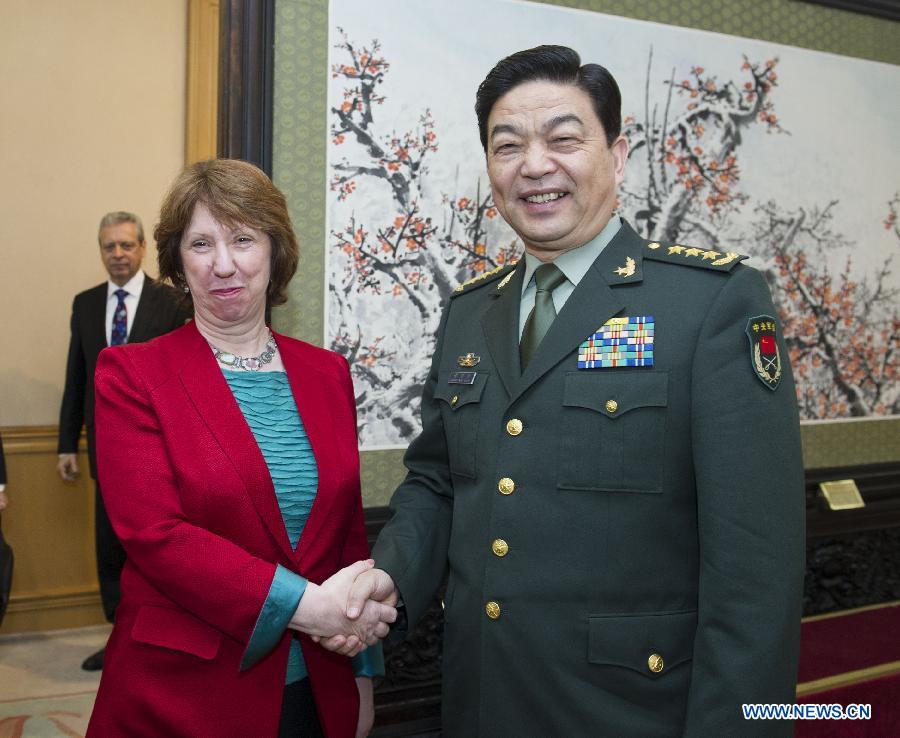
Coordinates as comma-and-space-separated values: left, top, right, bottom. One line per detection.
373, 221, 804, 737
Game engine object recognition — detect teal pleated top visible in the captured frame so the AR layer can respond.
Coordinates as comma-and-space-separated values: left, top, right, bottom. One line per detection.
224, 370, 383, 682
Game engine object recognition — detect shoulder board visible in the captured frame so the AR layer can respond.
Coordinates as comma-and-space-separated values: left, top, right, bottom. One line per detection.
452, 261, 518, 297
642, 241, 747, 272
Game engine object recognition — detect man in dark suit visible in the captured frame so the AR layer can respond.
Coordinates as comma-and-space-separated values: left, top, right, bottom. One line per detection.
57, 211, 190, 670
345, 46, 805, 735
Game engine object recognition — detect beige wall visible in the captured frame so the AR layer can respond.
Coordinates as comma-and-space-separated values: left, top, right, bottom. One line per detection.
0, 0, 188, 427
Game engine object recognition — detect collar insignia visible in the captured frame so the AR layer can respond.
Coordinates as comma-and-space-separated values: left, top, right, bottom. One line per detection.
614, 256, 636, 278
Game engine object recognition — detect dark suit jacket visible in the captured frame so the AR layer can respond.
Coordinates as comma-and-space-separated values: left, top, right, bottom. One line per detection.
57, 274, 191, 477
373, 221, 805, 737
87, 323, 368, 738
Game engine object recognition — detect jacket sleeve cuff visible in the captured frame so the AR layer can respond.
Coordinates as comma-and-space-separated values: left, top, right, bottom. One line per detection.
240, 564, 307, 671
351, 642, 385, 677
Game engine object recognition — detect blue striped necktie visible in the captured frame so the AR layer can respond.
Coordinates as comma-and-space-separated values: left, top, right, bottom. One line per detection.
110, 289, 128, 346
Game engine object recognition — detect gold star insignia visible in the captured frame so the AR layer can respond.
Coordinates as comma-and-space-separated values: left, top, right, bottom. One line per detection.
702, 250, 721, 260
614, 256, 636, 278
647, 242, 661, 250
683, 247, 702, 257
668, 245, 684, 255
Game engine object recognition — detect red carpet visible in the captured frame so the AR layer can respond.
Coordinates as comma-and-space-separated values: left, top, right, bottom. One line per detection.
795, 673, 899, 737
798, 603, 900, 683
795, 602, 900, 736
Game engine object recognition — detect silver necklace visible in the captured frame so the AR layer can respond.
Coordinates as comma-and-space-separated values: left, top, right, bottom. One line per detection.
209, 331, 278, 371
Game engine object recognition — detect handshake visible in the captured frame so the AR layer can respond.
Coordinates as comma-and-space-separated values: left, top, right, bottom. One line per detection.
289, 560, 398, 657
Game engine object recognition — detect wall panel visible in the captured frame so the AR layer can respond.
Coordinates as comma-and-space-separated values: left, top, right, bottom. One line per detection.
0, 428, 102, 633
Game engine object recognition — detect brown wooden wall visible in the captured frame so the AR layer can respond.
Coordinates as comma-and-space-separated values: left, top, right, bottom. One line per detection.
1, 428, 104, 633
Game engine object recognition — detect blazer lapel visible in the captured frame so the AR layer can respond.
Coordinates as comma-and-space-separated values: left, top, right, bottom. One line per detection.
278, 337, 342, 560
86, 284, 110, 352
177, 325, 294, 560
481, 261, 526, 398
514, 223, 646, 402
129, 274, 156, 343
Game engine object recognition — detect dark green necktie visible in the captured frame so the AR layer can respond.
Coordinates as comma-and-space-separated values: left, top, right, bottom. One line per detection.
520, 263, 566, 370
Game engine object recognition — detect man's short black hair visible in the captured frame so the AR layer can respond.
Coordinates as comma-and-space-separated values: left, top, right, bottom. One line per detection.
475, 45, 622, 151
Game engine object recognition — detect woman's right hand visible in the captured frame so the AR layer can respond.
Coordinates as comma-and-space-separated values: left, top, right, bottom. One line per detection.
289, 560, 396, 655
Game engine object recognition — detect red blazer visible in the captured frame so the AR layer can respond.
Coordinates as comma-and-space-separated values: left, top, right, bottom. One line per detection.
87, 322, 368, 738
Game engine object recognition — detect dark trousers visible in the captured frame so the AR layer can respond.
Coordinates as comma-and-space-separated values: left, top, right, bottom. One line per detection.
95, 482, 126, 623
279, 678, 324, 738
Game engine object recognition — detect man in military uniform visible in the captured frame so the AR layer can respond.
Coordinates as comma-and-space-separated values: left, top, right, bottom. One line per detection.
344, 46, 805, 736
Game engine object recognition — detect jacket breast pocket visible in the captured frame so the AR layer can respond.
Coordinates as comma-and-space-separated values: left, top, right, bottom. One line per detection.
433, 371, 488, 479
588, 609, 696, 678
131, 604, 222, 660
559, 371, 668, 493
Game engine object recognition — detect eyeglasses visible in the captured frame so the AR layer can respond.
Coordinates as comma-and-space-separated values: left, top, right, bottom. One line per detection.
101, 241, 141, 253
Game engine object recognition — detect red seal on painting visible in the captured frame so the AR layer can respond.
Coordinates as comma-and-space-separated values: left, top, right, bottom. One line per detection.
745, 315, 782, 390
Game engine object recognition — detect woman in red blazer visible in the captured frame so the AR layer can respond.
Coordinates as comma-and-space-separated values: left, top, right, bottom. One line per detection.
88, 160, 396, 738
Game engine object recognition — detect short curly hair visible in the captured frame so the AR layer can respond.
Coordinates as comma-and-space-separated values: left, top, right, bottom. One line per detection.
155, 159, 299, 307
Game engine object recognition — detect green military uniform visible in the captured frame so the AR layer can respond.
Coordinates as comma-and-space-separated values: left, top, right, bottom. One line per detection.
373, 220, 804, 737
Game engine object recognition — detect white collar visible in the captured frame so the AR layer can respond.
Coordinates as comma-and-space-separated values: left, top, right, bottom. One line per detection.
107, 269, 146, 298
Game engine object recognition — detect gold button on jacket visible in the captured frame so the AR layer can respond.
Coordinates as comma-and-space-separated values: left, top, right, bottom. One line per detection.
498, 477, 515, 495
605, 399, 618, 413
491, 538, 509, 556
485, 601, 501, 619
506, 418, 523, 436
648, 653, 664, 673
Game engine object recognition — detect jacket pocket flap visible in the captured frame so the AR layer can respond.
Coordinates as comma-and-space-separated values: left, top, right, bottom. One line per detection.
588, 609, 696, 677
434, 371, 489, 410
564, 371, 668, 416
132, 605, 222, 660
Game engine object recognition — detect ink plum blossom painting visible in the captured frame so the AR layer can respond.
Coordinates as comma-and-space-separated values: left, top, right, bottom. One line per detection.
325, 0, 899, 448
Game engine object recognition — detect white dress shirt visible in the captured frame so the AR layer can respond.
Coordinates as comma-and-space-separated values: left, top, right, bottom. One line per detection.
105, 270, 145, 345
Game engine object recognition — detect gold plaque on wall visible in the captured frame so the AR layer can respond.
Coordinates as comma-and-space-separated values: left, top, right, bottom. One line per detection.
818, 480, 865, 511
